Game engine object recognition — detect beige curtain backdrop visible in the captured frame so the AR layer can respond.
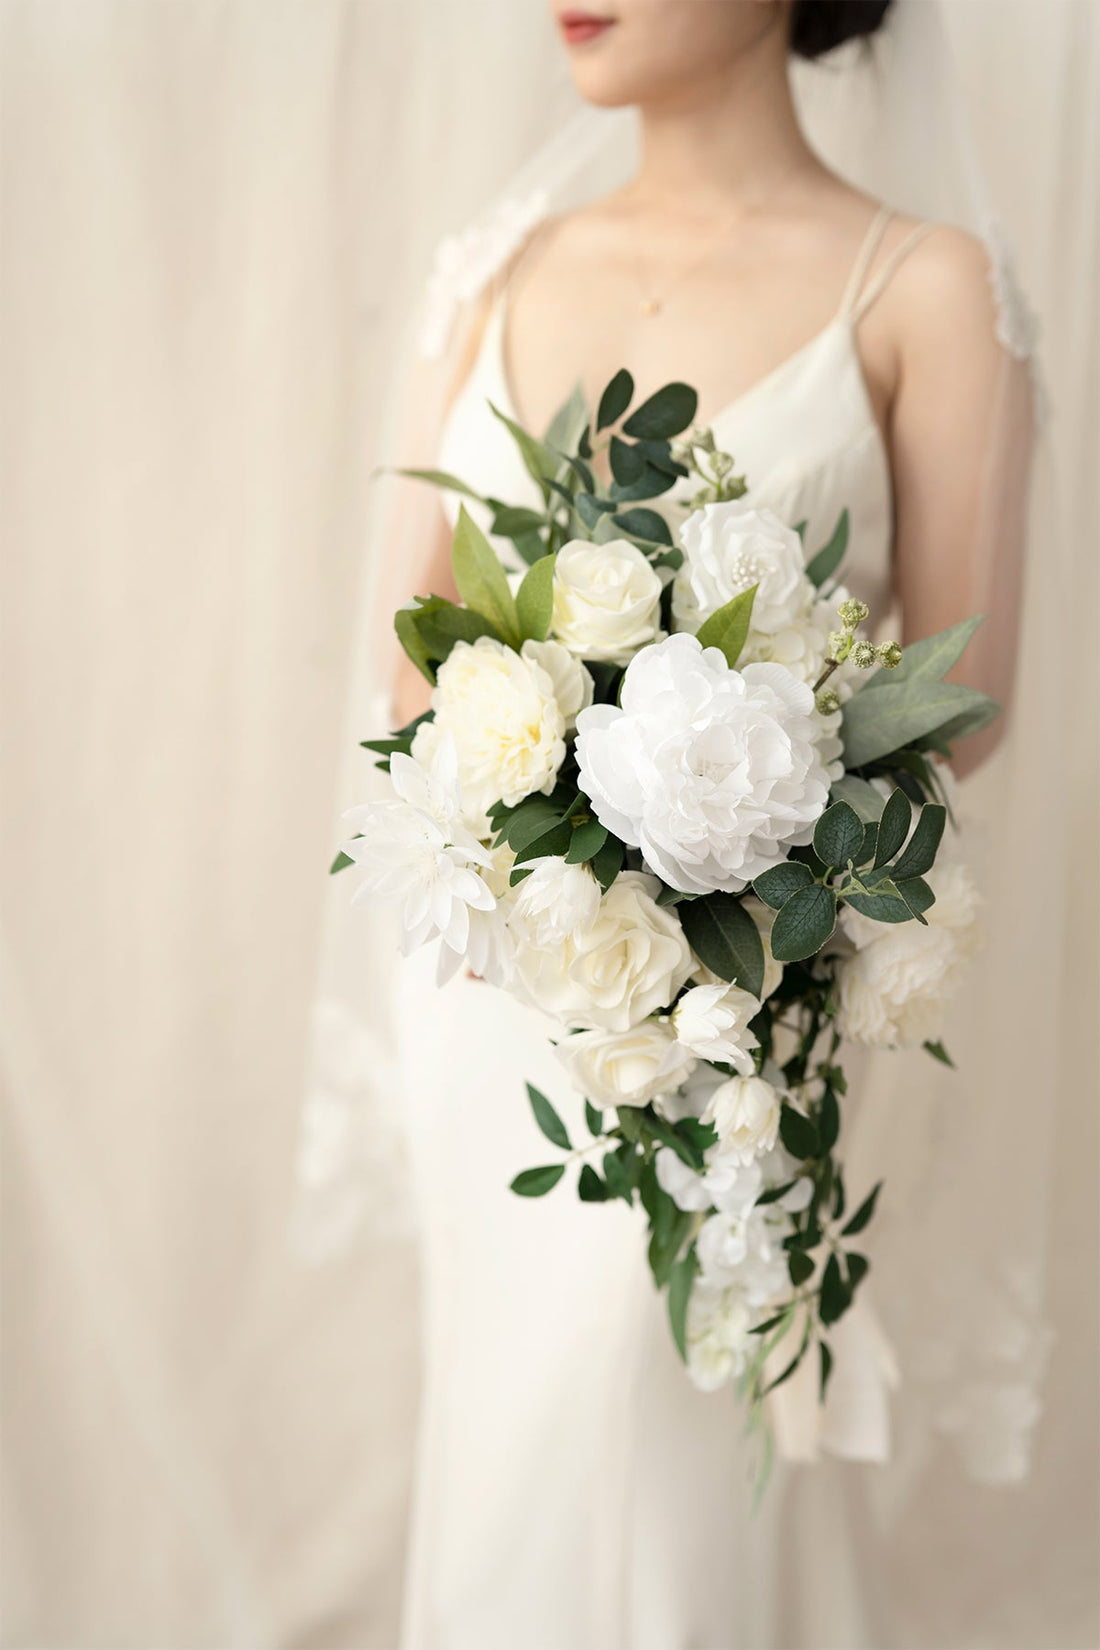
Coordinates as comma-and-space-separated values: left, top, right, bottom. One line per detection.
1, 3, 1095, 1648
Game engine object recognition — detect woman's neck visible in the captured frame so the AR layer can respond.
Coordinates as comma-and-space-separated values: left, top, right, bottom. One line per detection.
630, 25, 817, 217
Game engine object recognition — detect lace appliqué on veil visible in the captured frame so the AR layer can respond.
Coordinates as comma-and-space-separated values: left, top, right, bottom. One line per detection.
419, 190, 550, 360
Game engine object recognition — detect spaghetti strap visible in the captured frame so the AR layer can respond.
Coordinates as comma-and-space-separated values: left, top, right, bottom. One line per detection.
850, 222, 936, 321
836, 205, 894, 318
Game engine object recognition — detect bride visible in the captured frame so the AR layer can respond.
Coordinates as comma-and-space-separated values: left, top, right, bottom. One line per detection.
353, 2, 1039, 1645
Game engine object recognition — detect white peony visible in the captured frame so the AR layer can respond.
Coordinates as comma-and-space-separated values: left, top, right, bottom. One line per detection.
702, 1074, 781, 1165
342, 737, 496, 959
550, 538, 663, 665
514, 870, 694, 1031
575, 634, 832, 894
511, 856, 601, 948
412, 636, 566, 828
673, 499, 810, 635
557, 1022, 695, 1110
835, 862, 983, 1048
685, 1284, 754, 1392
520, 637, 593, 730
671, 982, 759, 1074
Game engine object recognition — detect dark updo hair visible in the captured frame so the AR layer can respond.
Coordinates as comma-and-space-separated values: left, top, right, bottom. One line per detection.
789, 0, 894, 60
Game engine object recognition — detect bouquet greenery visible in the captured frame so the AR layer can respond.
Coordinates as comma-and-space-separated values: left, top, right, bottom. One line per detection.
335, 369, 995, 1432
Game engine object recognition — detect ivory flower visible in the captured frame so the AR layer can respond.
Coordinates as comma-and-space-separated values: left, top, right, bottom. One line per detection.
557, 1022, 695, 1110
673, 499, 810, 635
702, 1074, 781, 1165
550, 538, 663, 665
511, 856, 601, 948
671, 982, 759, 1074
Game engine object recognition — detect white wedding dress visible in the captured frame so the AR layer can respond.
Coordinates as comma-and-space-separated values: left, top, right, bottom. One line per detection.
396, 208, 938, 1650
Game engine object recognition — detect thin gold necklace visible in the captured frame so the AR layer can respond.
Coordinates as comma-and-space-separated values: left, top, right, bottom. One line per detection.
630, 205, 743, 319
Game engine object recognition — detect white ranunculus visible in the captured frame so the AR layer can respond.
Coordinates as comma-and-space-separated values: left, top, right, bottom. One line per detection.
413, 636, 565, 828
550, 538, 663, 666
686, 1284, 754, 1392
511, 856, 601, 948
673, 499, 810, 635
671, 982, 759, 1075
520, 638, 593, 730
575, 634, 832, 894
703, 1074, 781, 1165
558, 1022, 695, 1110
514, 870, 694, 1032
835, 862, 983, 1048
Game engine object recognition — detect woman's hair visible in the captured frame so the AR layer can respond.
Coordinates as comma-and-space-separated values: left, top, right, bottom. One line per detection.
789, 0, 895, 60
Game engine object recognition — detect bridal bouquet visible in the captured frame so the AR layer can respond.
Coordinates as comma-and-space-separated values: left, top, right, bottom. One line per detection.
335, 369, 996, 1427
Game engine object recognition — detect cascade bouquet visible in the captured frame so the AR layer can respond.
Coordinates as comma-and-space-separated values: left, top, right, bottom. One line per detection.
335, 370, 996, 1426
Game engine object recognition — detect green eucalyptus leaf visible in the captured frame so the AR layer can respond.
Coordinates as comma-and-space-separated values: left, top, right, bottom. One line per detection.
843, 889, 914, 924
612, 507, 673, 546
830, 775, 886, 824
392, 465, 486, 503
609, 435, 646, 486
892, 804, 946, 880
842, 679, 999, 769
526, 1083, 570, 1152
875, 786, 912, 866
679, 892, 766, 998
813, 800, 864, 869
863, 614, 983, 691
488, 400, 558, 497
450, 506, 520, 647
753, 860, 814, 909
516, 552, 557, 643
769, 884, 838, 962
804, 507, 849, 588
510, 1164, 566, 1197
544, 382, 589, 454
695, 584, 758, 669
621, 381, 698, 440
898, 875, 936, 922
597, 368, 635, 432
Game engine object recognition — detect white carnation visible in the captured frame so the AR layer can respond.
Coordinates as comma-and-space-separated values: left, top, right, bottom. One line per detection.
413, 636, 566, 828
513, 869, 694, 1031
671, 982, 759, 1074
575, 633, 832, 894
835, 862, 983, 1048
511, 856, 600, 947
673, 500, 810, 635
557, 1022, 695, 1110
703, 1074, 781, 1165
551, 538, 663, 665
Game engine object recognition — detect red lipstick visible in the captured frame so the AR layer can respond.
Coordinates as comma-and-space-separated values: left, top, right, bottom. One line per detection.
558, 11, 616, 46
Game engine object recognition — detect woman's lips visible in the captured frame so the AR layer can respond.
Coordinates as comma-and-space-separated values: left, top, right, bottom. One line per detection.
559, 11, 616, 46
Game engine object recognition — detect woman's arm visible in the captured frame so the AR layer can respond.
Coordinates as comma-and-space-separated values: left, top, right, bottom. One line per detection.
887, 229, 1033, 778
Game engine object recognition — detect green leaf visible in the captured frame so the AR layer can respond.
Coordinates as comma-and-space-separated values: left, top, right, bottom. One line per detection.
577, 1164, 608, 1202
788, 1249, 815, 1287
818, 1086, 840, 1152
841, 1180, 883, 1237
846, 1252, 870, 1290
842, 678, 999, 769
410, 596, 501, 661
679, 893, 766, 998
516, 552, 557, 643
329, 849, 354, 875
565, 817, 608, 864
450, 505, 520, 648
394, 605, 436, 684
612, 507, 673, 546
857, 821, 878, 864
575, 492, 618, 530
498, 796, 568, 852
843, 889, 914, 924
769, 884, 838, 963
756, 1178, 798, 1207
819, 1252, 852, 1327
898, 875, 935, 922
892, 803, 946, 879
761, 1322, 812, 1397
526, 1082, 571, 1151
584, 1100, 604, 1136
830, 775, 886, 824
510, 1164, 566, 1197
597, 368, 635, 432
819, 1340, 834, 1400
513, 819, 575, 866
863, 614, 983, 692
488, 400, 559, 497
695, 585, 758, 669
804, 508, 849, 589
621, 381, 698, 440
752, 860, 814, 909
779, 1103, 821, 1160
603, 1149, 635, 1205
875, 786, 912, 866
648, 1198, 692, 1285
813, 801, 865, 869
490, 504, 546, 539
590, 834, 625, 892
392, 465, 486, 504
923, 1039, 955, 1068
544, 382, 589, 454
667, 1247, 697, 1363
609, 436, 646, 487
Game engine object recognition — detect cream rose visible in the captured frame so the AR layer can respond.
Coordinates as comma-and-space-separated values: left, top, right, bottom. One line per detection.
514, 869, 694, 1031
413, 636, 566, 827
557, 1021, 695, 1110
673, 499, 810, 635
550, 538, 663, 665
835, 862, 983, 1048
671, 982, 759, 1074
702, 1074, 781, 1166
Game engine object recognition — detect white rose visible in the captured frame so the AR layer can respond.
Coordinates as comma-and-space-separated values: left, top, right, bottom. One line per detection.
520, 638, 593, 730
835, 862, 983, 1048
671, 982, 759, 1074
686, 1284, 753, 1392
557, 1022, 695, 1110
702, 1074, 781, 1165
511, 856, 600, 947
673, 499, 810, 635
514, 869, 694, 1031
575, 634, 832, 895
551, 538, 663, 665
414, 636, 565, 827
